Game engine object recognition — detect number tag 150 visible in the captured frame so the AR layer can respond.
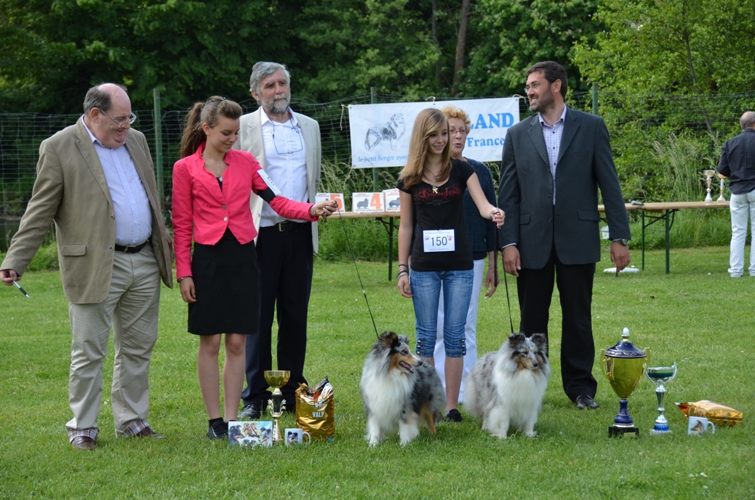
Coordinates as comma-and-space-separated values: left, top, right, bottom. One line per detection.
423, 229, 455, 253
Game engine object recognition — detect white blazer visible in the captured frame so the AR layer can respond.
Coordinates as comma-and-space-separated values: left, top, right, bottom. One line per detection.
235, 107, 322, 252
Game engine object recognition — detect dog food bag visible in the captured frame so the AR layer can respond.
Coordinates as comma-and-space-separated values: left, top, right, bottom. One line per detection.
295, 377, 335, 442
676, 400, 743, 427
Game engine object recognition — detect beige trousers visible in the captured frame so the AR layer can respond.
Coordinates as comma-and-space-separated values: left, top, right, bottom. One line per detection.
65, 243, 161, 434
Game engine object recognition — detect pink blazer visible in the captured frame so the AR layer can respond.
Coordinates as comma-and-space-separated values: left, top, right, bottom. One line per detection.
172, 144, 316, 278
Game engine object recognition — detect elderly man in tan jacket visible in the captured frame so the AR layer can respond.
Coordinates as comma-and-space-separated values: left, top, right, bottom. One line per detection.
0, 83, 173, 450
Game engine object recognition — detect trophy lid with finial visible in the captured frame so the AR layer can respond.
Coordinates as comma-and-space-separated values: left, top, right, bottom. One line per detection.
604, 327, 647, 358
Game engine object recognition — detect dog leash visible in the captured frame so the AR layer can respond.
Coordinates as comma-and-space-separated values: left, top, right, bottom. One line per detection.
332, 209, 381, 341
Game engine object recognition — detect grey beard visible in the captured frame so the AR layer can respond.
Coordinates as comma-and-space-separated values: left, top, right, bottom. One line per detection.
269, 97, 289, 115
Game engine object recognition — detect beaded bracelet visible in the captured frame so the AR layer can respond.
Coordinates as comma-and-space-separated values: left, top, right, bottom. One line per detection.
396, 270, 409, 281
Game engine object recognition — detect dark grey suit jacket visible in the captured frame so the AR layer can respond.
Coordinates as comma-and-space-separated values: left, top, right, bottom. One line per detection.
498, 109, 630, 269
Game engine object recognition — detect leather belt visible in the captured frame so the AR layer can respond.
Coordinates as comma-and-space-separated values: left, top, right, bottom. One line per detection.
272, 221, 300, 232
114, 241, 148, 254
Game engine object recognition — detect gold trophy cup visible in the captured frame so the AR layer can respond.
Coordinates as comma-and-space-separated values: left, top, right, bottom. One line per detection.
601, 328, 649, 438
264, 370, 290, 444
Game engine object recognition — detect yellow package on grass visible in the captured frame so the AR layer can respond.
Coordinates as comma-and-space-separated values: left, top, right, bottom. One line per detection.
295, 377, 335, 442
676, 400, 743, 427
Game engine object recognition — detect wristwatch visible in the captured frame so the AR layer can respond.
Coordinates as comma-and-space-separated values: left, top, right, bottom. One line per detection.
613, 238, 629, 246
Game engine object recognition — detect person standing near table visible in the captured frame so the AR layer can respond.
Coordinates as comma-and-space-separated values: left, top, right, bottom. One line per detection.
433, 105, 498, 403
717, 111, 755, 278
0, 83, 173, 450
397, 107, 504, 422
236, 62, 323, 418
172, 96, 335, 439
498, 61, 630, 410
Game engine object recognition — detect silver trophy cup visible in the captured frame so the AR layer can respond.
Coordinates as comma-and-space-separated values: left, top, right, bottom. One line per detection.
646, 363, 677, 435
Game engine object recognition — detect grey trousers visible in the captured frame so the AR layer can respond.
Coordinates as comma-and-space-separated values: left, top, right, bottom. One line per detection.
65, 243, 161, 434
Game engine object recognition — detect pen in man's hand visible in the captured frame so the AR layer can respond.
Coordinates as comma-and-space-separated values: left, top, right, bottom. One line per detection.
12, 281, 30, 298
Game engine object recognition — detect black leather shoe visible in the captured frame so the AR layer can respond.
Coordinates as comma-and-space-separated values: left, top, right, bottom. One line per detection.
71, 436, 96, 450
132, 426, 165, 438
575, 394, 599, 409
239, 401, 262, 419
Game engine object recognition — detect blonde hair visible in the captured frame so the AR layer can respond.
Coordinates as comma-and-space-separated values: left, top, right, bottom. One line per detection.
440, 105, 471, 133
398, 108, 451, 189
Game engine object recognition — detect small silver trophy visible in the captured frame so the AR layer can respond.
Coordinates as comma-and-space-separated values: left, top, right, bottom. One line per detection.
646, 363, 677, 435
703, 170, 716, 202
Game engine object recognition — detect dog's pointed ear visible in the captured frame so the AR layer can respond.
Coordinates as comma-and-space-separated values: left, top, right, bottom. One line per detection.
530, 333, 548, 353
507, 332, 526, 348
380, 331, 398, 349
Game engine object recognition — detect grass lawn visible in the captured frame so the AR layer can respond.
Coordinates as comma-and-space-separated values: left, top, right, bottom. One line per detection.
0, 246, 753, 499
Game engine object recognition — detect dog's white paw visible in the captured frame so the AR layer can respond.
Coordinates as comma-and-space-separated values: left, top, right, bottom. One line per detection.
399, 421, 419, 445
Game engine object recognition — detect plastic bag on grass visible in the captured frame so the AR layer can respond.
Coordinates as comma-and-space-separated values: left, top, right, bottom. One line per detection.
676, 400, 743, 427
295, 377, 335, 442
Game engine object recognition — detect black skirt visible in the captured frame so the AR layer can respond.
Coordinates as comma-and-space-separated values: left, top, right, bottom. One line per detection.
188, 229, 259, 335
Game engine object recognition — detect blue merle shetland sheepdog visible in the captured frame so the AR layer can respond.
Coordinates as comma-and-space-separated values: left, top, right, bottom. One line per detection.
465, 333, 550, 439
360, 332, 446, 446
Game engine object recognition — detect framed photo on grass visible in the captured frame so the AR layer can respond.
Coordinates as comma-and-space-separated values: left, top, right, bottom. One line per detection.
227, 421, 273, 447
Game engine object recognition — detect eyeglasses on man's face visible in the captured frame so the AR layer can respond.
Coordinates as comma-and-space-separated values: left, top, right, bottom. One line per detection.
97, 108, 137, 128
524, 80, 549, 94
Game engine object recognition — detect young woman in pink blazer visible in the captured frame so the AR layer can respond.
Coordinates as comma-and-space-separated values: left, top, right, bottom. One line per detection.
172, 97, 336, 439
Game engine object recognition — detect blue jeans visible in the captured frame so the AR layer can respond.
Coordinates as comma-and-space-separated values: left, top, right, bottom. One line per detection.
411, 269, 473, 358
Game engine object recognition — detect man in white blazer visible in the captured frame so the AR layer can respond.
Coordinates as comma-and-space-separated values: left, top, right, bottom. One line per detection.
235, 62, 322, 418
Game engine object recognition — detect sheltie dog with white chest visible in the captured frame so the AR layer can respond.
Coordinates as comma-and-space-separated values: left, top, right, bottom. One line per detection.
360, 332, 446, 446
465, 333, 550, 438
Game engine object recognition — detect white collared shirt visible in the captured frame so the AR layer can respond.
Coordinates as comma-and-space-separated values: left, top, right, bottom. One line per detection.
539, 106, 567, 205
82, 118, 152, 245
259, 108, 308, 227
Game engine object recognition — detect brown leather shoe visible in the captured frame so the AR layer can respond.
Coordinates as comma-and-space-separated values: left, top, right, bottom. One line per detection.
71, 436, 96, 450
575, 394, 600, 409
132, 426, 165, 438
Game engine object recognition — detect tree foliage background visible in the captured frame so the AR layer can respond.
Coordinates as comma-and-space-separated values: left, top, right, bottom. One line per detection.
1, 0, 755, 204
0, 0, 600, 112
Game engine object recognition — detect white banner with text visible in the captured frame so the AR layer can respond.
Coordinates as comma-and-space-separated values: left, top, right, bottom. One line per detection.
348, 98, 520, 168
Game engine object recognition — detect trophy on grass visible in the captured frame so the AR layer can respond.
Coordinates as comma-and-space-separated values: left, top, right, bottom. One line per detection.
601, 328, 649, 438
703, 170, 716, 202
264, 370, 290, 444
646, 362, 677, 435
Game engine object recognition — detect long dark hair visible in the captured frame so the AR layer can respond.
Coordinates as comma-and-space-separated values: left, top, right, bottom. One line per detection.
179, 96, 243, 158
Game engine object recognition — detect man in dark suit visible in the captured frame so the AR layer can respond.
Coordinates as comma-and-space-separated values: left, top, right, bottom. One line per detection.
498, 61, 630, 409
235, 62, 322, 418
1, 84, 173, 449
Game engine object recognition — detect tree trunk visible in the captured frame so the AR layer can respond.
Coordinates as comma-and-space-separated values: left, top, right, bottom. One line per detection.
452, 0, 472, 95
432, 0, 443, 86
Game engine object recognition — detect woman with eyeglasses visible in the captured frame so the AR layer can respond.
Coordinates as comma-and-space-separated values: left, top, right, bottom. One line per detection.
432, 105, 499, 406
172, 96, 336, 440
396, 107, 504, 422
